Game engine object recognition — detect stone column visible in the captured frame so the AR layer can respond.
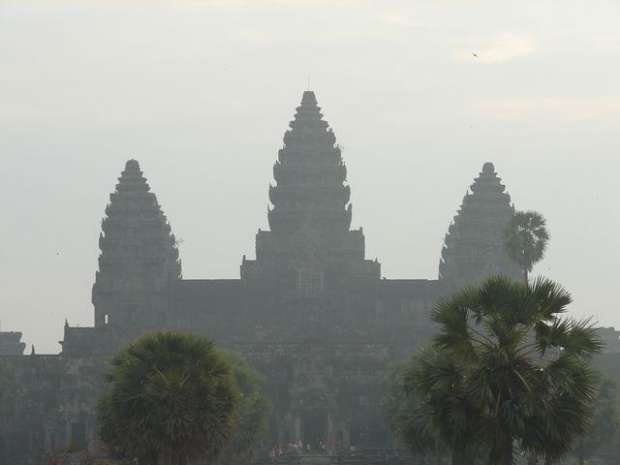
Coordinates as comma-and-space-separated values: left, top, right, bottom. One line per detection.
342, 426, 350, 451
327, 414, 334, 439
294, 416, 301, 443
327, 414, 335, 455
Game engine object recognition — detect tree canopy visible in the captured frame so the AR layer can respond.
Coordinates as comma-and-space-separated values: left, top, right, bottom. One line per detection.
382, 360, 451, 464
97, 331, 240, 465
218, 351, 272, 465
403, 276, 603, 465
504, 211, 549, 282
572, 376, 620, 465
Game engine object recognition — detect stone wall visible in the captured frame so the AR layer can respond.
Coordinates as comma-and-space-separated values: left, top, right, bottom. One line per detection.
0, 354, 108, 465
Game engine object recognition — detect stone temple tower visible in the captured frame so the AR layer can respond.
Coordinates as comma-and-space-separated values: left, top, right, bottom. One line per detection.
92, 160, 181, 335
241, 91, 380, 292
439, 162, 522, 293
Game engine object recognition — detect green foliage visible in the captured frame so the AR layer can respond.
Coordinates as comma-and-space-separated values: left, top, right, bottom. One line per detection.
405, 276, 603, 465
381, 360, 441, 457
97, 331, 240, 465
504, 210, 549, 281
573, 376, 620, 464
77, 449, 138, 465
218, 351, 272, 465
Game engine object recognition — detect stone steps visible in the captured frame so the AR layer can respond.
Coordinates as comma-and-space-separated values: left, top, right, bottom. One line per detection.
300, 455, 332, 465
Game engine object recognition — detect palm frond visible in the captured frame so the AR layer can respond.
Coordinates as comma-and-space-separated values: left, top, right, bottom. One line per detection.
406, 275, 599, 465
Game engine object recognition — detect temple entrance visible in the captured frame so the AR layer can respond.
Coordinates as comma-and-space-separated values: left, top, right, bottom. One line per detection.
302, 414, 327, 451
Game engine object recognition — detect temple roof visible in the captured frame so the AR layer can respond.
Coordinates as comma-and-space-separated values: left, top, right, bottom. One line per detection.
439, 162, 522, 292
93, 160, 181, 327
96, 159, 181, 273
267, 91, 353, 246
244, 91, 379, 286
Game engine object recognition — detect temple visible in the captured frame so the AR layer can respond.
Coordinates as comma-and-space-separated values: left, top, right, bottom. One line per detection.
0, 91, 579, 464
241, 90, 379, 290
93, 160, 181, 335
0, 331, 26, 356
439, 161, 522, 292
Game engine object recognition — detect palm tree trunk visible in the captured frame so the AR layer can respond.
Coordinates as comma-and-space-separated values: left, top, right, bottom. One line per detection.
171, 445, 183, 465
161, 447, 170, 465
500, 436, 513, 465
578, 452, 585, 465
161, 443, 174, 465
451, 449, 467, 465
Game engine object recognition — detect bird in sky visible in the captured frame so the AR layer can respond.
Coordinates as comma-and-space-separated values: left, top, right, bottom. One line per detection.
472, 52, 479, 58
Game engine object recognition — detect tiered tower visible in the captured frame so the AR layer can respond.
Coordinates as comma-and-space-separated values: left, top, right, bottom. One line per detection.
439, 162, 522, 292
268, 90, 351, 240
0, 331, 26, 355
241, 91, 379, 291
92, 160, 181, 334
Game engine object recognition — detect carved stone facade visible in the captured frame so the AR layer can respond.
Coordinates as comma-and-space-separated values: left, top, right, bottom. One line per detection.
439, 162, 522, 293
1, 91, 525, 464
92, 159, 182, 335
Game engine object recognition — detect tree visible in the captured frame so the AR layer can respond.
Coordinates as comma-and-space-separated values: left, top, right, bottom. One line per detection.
381, 360, 444, 464
402, 349, 482, 465
218, 352, 272, 465
572, 376, 620, 465
504, 211, 549, 282
405, 276, 603, 465
97, 331, 240, 465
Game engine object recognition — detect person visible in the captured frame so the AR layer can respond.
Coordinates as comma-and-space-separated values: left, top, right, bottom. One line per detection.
320, 440, 326, 454
306, 442, 311, 453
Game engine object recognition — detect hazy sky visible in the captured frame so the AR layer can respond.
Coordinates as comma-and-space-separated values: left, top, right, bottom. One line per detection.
1, 0, 619, 353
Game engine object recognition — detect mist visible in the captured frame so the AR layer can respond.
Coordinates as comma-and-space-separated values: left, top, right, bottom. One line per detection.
1, 0, 619, 353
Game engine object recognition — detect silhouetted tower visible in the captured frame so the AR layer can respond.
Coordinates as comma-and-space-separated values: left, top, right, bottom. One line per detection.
439, 162, 521, 293
0, 331, 26, 356
92, 160, 181, 332
241, 91, 379, 291
268, 90, 352, 240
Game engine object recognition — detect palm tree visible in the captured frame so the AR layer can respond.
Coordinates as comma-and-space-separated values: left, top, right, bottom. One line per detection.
404, 276, 603, 465
382, 361, 447, 464
572, 376, 620, 465
218, 352, 272, 465
97, 332, 240, 465
505, 211, 549, 282
402, 350, 482, 465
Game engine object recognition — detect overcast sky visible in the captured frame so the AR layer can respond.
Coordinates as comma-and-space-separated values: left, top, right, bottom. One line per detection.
1, 0, 619, 353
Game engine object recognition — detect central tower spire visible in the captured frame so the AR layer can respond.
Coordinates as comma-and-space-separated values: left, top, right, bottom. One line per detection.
268, 91, 352, 243
241, 91, 380, 290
